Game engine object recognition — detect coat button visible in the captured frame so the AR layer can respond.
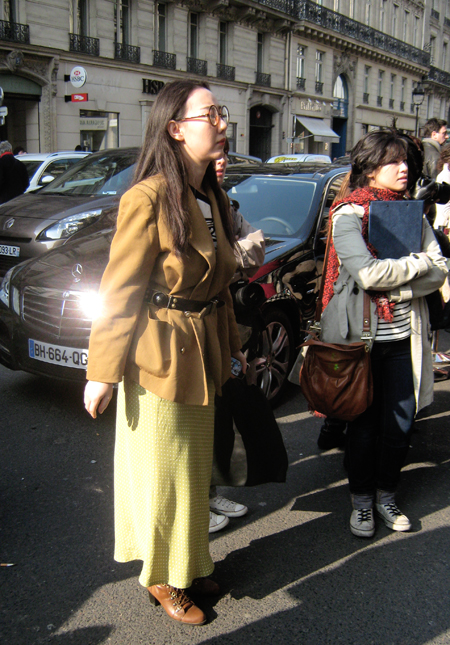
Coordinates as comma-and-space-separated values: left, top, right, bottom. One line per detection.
184, 311, 191, 317
180, 347, 185, 354
353, 286, 359, 294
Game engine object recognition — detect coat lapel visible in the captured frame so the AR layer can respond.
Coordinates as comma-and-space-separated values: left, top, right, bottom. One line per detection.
187, 187, 216, 299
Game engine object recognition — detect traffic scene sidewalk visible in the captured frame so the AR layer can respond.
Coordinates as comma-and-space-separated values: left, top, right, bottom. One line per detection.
1, 355, 450, 645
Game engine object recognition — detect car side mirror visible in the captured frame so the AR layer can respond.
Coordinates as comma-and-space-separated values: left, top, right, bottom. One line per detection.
40, 175, 55, 185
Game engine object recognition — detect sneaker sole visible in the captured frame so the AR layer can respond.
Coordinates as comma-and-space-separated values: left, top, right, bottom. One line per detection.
376, 511, 411, 531
209, 507, 248, 518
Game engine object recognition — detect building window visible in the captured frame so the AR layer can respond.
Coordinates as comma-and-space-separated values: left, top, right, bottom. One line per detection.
349, 0, 356, 19
70, 0, 89, 36
401, 77, 406, 102
189, 12, 198, 59
219, 21, 227, 65
380, 0, 386, 32
441, 98, 447, 119
257, 32, 263, 72
79, 110, 119, 151
427, 94, 434, 120
392, 4, 399, 39
403, 11, 409, 42
227, 123, 236, 152
389, 74, 395, 108
296, 44, 305, 80
157, 3, 166, 52
444, 42, 448, 71
430, 36, 436, 65
333, 0, 339, 12
364, 65, 370, 93
413, 16, 420, 48
365, 0, 371, 26
315, 51, 323, 83
378, 70, 384, 106
3, 0, 17, 22
114, 0, 130, 45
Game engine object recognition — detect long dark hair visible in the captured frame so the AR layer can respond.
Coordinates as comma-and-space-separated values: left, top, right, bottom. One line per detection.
133, 79, 234, 255
349, 129, 408, 191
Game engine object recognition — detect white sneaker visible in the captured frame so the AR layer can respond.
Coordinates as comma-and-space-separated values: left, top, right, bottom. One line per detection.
350, 508, 375, 538
376, 502, 411, 531
209, 511, 229, 533
209, 495, 248, 518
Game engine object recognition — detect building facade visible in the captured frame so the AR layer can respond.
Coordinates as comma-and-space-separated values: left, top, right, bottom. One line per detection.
0, 0, 447, 158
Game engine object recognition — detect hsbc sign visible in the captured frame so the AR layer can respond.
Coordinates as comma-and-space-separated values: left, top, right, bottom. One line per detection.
70, 66, 87, 88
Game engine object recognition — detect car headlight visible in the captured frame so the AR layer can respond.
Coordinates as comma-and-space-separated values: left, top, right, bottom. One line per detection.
0, 267, 14, 307
38, 209, 103, 241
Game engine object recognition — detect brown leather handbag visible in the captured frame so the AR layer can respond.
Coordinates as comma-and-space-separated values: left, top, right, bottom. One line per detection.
299, 224, 373, 422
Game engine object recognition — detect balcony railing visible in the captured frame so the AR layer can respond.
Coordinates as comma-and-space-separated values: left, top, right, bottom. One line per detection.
187, 57, 207, 75
253, 0, 430, 67
363, 92, 369, 104
428, 65, 450, 87
217, 63, 235, 81
400, 101, 405, 112
255, 71, 271, 86
0, 19, 30, 44
431, 9, 440, 21
69, 33, 100, 56
296, 77, 306, 90
377, 95, 383, 107
153, 50, 176, 70
315, 80, 323, 94
389, 98, 394, 109
115, 42, 140, 64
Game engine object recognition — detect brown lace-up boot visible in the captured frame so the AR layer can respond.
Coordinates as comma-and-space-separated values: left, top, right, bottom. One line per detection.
147, 584, 207, 625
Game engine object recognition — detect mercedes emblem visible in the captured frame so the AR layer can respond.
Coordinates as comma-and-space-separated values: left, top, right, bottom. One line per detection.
72, 264, 83, 282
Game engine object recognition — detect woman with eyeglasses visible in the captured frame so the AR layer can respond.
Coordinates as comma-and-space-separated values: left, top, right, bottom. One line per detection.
84, 80, 246, 625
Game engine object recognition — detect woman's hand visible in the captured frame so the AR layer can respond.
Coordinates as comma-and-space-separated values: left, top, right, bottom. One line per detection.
231, 350, 247, 375
84, 381, 114, 419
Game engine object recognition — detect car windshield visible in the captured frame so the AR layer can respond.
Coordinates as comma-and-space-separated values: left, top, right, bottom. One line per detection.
40, 150, 138, 196
225, 176, 316, 237
19, 159, 43, 180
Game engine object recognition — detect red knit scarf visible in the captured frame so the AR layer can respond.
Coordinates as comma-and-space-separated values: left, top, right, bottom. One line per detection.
323, 186, 406, 323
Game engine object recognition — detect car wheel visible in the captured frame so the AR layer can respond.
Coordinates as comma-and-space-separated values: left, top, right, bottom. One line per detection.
246, 308, 295, 406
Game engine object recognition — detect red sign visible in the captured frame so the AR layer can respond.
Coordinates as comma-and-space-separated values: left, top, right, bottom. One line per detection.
72, 93, 88, 102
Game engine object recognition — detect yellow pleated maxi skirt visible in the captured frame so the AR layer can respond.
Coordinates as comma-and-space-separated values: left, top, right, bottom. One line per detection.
114, 377, 215, 589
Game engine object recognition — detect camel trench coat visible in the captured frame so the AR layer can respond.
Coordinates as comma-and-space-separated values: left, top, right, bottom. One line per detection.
86, 174, 242, 406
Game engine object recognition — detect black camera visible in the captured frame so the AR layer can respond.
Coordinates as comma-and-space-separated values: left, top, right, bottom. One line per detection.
414, 178, 450, 205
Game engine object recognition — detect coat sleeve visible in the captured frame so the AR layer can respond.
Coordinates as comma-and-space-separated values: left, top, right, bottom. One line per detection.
86, 185, 161, 383
232, 207, 265, 280
333, 207, 435, 291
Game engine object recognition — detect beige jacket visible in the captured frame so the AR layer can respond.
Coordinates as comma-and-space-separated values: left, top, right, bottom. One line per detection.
86, 175, 241, 406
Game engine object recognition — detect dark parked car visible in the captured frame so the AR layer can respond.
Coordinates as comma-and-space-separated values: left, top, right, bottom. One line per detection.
0, 163, 348, 403
0, 147, 139, 278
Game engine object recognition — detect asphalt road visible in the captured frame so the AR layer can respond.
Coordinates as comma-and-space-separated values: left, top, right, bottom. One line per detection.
1, 347, 450, 645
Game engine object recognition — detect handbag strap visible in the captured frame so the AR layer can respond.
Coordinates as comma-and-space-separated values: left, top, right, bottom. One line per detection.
313, 212, 372, 344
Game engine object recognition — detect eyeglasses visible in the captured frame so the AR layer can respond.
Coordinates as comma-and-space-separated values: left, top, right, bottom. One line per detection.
180, 105, 229, 127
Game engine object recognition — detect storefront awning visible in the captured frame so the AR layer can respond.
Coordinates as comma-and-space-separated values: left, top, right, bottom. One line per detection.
296, 116, 339, 143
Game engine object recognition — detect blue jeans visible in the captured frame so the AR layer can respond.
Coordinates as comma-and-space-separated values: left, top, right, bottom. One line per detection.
346, 338, 415, 496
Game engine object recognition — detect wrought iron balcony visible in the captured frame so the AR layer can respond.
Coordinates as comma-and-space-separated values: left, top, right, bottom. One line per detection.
217, 63, 235, 81
255, 71, 271, 86
296, 77, 306, 90
69, 33, 100, 56
153, 50, 176, 70
431, 9, 440, 21
400, 101, 405, 112
315, 80, 323, 94
115, 42, 140, 64
0, 19, 30, 44
363, 92, 369, 104
428, 65, 450, 87
389, 98, 394, 109
254, 0, 430, 67
187, 57, 207, 75
377, 95, 383, 107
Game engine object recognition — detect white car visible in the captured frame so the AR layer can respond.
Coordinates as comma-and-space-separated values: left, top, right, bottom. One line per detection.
16, 151, 90, 192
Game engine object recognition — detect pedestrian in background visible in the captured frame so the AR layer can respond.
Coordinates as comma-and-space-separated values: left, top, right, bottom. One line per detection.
0, 141, 29, 203
209, 138, 266, 533
84, 79, 246, 626
422, 118, 448, 180
320, 129, 447, 538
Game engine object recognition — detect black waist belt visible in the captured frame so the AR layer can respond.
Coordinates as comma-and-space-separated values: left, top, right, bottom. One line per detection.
146, 289, 223, 316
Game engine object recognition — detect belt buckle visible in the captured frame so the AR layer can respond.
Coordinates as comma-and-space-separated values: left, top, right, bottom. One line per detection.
152, 291, 169, 308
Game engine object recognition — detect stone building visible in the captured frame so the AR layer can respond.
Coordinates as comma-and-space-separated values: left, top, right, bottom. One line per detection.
0, 0, 447, 158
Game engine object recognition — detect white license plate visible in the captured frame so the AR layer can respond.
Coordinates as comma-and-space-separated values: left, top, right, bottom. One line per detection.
0, 244, 20, 257
28, 339, 88, 369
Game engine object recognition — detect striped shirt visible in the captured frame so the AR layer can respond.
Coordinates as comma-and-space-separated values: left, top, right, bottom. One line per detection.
375, 301, 411, 342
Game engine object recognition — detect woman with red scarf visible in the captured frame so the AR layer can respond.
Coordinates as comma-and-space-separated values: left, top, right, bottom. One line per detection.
320, 129, 448, 538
